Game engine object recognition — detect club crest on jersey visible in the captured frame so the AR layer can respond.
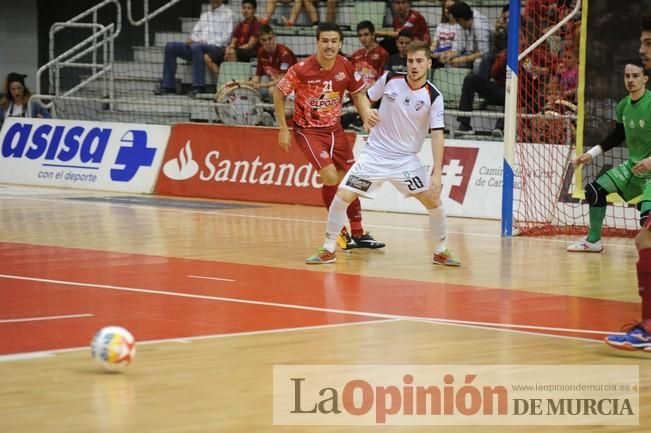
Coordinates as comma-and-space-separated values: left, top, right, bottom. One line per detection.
336, 72, 347, 81
319, 151, 329, 160
415, 100, 425, 111
640, 119, 646, 128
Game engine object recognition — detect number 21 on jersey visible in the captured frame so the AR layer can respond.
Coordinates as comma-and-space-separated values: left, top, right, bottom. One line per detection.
322, 80, 333, 93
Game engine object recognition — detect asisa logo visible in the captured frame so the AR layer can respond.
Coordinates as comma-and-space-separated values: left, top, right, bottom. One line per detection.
1, 121, 156, 182
162, 140, 199, 180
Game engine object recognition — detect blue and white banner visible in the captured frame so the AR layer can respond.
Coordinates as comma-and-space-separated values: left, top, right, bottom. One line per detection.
0, 118, 170, 193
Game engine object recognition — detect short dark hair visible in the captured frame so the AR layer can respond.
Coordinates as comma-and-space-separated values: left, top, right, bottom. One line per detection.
626, 59, 648, 75
242, 0, 257, 9
406, 40, 432, 59
397, 28, 414, 39
448, 2, 473, 21
316, 22, 344, 42
356, 20, 375, 34
642, 15, 651, 32
259, 24, 274, 36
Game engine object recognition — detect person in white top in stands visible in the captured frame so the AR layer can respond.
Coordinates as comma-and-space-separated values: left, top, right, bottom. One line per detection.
431, 0, 462, 65
160, 0, 234, 96
305, 40, 461, 266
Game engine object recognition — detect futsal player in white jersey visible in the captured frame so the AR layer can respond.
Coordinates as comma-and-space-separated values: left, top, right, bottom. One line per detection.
306, 40, 461, 266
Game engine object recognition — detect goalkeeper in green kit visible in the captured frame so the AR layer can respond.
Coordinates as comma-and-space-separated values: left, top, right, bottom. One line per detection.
567, 60, 651, 253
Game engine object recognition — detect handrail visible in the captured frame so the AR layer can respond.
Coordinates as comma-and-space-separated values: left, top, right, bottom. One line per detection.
126, 0, 185, 47
39, 0, 121, 103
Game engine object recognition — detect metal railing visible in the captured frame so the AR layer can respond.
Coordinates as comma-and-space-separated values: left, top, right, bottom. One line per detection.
36, 0, 184, 109
37, 0, 122, 108
126, 0, 185, 47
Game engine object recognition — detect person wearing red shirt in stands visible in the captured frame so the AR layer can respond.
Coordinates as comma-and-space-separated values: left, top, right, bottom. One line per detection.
204, 0, 260, 80
273, 22, 385, 250
377, 0, 431, 55
351, 21, 389, 87
248, 25, 297, 98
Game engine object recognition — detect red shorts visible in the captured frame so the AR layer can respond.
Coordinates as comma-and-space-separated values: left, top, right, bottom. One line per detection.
292, 125, 355, 172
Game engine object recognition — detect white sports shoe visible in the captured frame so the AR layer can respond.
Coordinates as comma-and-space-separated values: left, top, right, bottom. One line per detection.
566, 238, 604, 252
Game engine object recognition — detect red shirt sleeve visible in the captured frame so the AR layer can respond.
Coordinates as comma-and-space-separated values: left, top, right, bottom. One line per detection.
277, 64, 300, 96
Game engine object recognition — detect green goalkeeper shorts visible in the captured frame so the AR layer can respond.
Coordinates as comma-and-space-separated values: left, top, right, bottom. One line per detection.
597, 160, 651, 203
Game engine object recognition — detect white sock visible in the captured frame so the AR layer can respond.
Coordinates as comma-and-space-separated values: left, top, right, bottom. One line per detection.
324, 195, 350, 252
429, 206, 447, 253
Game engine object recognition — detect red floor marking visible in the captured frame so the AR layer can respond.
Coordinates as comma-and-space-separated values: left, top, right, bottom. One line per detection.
0, 242, 639, 354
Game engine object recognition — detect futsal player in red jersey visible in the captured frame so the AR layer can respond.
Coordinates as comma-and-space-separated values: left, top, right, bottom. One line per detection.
273, 22, 385, 250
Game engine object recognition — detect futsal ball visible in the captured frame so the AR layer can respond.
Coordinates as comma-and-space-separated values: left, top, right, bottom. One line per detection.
91, 326, 136, 372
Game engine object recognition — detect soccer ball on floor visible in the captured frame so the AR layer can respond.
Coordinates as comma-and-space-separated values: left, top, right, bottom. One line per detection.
90, 326, 136, 372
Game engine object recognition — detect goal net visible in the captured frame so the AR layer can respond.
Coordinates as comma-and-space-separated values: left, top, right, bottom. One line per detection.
513, 0, 644, 237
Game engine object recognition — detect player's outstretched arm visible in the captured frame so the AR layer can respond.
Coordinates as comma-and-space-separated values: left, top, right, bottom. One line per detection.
350, 91, 380, 130
273, 88, 291, 152
572, 151, 594, 167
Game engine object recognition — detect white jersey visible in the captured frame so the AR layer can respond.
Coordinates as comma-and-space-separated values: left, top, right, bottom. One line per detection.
366, 71, 445, 160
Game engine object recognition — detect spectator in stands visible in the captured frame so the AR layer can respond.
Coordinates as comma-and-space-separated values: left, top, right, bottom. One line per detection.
159, 0, 233, 96
261, 0, 318, 27
386, 28, 414, 73
0, 73, 50, 129
218, 0, 261, 64
324, 0, 338, 23
557, 47, 578, 103
431, 0, 462, 67
445, 2, 491, 75
376, 0, 431, 55
455, 46, 507, 136
247, 24, 298, 102
351, 21, 389, 86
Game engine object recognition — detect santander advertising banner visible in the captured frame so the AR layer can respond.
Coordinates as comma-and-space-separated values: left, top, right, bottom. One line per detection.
155, 124, 357, 205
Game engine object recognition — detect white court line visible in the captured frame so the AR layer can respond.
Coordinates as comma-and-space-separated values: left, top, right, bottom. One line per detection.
3, 195, 636, 247
0, 313, 94, 324
0, 319, 397, 362
188, 275, 236, 282
0, 273, 618, 338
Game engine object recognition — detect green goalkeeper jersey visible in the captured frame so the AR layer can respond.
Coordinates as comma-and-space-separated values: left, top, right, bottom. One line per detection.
616, 89, 651, 167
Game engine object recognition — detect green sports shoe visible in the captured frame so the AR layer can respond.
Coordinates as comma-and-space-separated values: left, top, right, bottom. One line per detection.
305, 248, 336, 264
432, 249, 461, 267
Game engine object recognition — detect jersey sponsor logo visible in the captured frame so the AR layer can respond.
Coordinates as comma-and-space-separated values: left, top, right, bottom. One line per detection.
385, 92, 397, 103
308, 79, 321, 84
403, 96, 411, 106
1, 121, 156, 182
440, 147, 479, 205
308, 93, 340, 110
415, 100, 425, 111
345, 174, 372, 192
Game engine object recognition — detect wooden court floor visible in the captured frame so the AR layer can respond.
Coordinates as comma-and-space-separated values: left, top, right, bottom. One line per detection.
0, 184, 648, 432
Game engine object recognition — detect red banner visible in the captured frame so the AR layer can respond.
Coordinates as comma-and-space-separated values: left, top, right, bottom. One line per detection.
155, 124, 356, 206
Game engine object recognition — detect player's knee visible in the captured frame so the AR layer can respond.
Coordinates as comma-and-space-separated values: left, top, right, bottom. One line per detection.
635, 224, 651, 251
584, 182, 607, 207
320, 172, 339, 185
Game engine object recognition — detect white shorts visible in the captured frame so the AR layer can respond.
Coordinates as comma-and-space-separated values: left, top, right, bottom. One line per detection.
340, 152, 431, 199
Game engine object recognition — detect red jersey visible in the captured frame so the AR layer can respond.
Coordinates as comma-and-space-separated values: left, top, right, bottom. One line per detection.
277, 55, 366, 129
232, 18, 261, 49
350, 45, 388, 86
393, 9, 431, 45
255, 44, 297, 78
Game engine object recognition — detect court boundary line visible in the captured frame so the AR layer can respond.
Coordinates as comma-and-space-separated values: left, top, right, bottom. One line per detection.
0, 313, 94, 323
0, 273, 621, 339
0, 319, 397, 361
2, 195, 635, 246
